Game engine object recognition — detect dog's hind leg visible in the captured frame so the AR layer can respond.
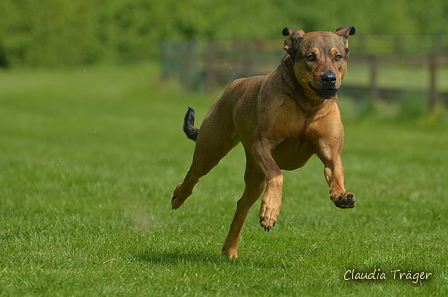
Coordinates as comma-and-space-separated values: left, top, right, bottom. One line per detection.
222, 154, 265, 258
171, 104, 239, 210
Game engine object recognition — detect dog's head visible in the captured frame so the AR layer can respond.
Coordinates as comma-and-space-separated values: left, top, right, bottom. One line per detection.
283, 26, 355, 100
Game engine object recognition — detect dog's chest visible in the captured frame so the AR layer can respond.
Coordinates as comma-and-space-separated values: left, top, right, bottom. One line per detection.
272, 123, 316, 170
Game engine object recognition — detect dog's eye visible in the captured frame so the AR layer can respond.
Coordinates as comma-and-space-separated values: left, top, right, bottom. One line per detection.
335, 54, 343, 61
306, 54, 315, 62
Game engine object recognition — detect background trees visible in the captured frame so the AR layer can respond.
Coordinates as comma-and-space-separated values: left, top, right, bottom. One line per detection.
0, 0, 447, 68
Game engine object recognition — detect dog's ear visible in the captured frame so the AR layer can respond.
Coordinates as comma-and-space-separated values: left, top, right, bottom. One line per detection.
336, 26, 356, 38
335, 26, 355, 47
282, 27, 305, 55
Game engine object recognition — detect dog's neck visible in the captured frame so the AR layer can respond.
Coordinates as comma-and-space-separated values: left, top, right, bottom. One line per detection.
280, 54, 337, 115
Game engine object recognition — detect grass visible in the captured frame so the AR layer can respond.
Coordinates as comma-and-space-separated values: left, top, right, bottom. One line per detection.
0, 62, 447, 296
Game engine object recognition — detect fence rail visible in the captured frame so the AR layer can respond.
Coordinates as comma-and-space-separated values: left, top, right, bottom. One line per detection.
160, 36, 448, 112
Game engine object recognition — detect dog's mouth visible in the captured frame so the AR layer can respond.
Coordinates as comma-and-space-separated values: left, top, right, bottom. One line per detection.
309, 83, 338, 99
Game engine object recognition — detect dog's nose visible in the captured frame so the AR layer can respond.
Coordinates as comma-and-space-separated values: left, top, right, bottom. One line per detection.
321, 72, 337, 86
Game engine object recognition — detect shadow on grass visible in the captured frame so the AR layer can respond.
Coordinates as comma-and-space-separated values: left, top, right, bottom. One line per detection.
133, 249, 227, 265
133, 249, 302, 270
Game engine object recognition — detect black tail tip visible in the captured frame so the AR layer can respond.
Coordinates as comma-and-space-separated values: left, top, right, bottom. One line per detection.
183, 107, 199, 141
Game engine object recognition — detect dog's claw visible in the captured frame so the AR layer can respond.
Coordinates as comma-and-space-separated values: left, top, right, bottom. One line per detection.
260, 215, 277, 231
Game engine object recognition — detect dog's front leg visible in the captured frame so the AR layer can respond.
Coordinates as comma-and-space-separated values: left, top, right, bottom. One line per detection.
251, 138, 283, 230
318, 142, 356, 208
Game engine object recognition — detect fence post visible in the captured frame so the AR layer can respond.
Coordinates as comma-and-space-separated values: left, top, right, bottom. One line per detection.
429, 53, 438, 113
394, 35, 404, 54
179, 41, 197, 91
369, 55, 379, 102
204, 41, 217, 94
359, 35, 369, 56
242, 40, 254, 78
160, 40, 171, 82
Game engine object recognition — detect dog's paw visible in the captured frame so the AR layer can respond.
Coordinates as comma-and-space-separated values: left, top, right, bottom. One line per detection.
331, 192, 356, 208
171, 195, 181, 210
222, 246, 239, 259
259, 217, 276, 231
171, 183, 192, 209
259, 204, 280, 231
171, 195, 187, 210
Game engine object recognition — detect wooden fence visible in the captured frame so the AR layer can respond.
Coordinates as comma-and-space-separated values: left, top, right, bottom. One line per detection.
160, 35, 448, 112
160, 39, 283, 92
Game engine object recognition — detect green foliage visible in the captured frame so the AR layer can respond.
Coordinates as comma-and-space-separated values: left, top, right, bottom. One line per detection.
0, 0, 101, 67
0, 63, 448, 295
0, 0, 447, 67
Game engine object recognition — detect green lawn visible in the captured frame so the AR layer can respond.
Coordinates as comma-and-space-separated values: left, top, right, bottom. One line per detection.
0, 63, 447, 296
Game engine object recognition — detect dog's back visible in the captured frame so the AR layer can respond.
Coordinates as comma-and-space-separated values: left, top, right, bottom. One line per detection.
182, 75, 266, 144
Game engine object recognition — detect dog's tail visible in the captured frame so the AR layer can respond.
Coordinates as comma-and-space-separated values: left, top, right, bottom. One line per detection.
183, 107, 199, 141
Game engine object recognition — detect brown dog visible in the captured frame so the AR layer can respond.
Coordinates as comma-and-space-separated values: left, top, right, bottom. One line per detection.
172, 26, 356, 258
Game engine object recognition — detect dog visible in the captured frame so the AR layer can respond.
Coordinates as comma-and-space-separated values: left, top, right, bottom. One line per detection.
171, 26, 356, 258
